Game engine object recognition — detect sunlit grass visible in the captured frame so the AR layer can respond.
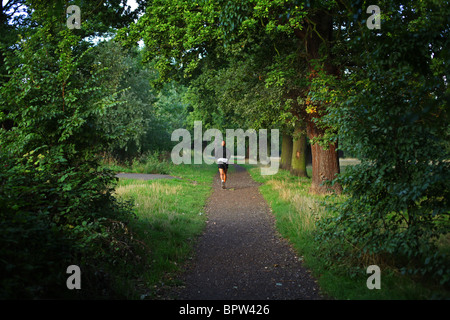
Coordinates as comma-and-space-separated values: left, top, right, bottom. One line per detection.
265, 178, 326, 234
112, 163, 217, 298
115, 181, 182, 216
244, 163, 447, 300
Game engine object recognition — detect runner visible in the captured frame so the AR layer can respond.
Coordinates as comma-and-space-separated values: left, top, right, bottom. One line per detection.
215, 140, 231, 189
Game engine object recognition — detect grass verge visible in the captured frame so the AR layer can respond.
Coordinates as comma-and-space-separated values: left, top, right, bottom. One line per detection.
244, 164, 447, 300
110, 160, 217, 299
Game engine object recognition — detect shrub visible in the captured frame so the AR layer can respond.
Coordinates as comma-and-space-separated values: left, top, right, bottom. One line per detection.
0, 24, 147, 298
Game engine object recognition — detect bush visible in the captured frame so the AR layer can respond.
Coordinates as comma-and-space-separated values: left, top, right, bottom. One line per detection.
0, 25, 148, 299
314, 67, 450, 289
131, 152, 173, 174
311, 1, 450, 290
0, 147, 149, 299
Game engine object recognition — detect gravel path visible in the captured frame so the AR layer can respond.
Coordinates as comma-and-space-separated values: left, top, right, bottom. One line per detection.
175, 164, 323, 300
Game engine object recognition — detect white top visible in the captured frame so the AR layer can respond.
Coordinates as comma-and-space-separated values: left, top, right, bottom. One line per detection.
215, 146, 231, 164
217, 158, 228, 164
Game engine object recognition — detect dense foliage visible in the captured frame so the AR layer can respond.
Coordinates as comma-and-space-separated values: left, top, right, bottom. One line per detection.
122, 0, 449, 289
1, 0, 448, 299
313, 0, 450, 287
0, 1, 153, 299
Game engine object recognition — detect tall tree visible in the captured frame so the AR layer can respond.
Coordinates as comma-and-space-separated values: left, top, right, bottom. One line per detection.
120, 0, 341, 193
290, 120, 308, 177
280, 132, 293, 170
0, 1, 148, 298
317, 0, 450, 286
249, 0, 342, 193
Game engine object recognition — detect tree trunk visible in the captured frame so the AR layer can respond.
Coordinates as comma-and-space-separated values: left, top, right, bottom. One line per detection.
307, 120, 342, 194
290, 122, 308, 177
280, 133, 293, 170
294, 10, 342, 194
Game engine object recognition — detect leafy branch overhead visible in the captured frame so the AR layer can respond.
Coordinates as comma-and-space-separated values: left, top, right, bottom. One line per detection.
0, 0, 448, 299
120, 0, 449, 286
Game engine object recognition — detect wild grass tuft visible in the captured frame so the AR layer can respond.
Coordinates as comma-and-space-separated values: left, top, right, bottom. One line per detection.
112, 163, 217, 298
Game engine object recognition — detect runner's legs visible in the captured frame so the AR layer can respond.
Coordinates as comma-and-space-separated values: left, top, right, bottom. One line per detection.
219, 167, 227, 189
219, 168, 224, 181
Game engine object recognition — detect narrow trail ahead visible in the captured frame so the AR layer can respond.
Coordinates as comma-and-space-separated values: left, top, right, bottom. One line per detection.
175, 165, 323, 300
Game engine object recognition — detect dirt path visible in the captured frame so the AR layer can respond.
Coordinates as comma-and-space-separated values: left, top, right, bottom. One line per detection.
174, 165, 324, 300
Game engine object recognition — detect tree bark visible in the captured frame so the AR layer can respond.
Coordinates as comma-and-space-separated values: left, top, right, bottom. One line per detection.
290, 121, 308, 177
280, 133, 293, 170
294, 9, 342, 194
307, 120, 341, 194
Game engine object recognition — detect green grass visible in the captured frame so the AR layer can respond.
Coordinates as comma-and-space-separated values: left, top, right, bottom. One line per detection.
111, 161, 217, 298
103, 152, 173, 175
106, 156, 447, 299
244, 163, 448, 300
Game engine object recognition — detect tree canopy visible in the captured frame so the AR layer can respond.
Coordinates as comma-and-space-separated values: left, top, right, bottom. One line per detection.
119, 0, 449, 286
1, 0, 448, 298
